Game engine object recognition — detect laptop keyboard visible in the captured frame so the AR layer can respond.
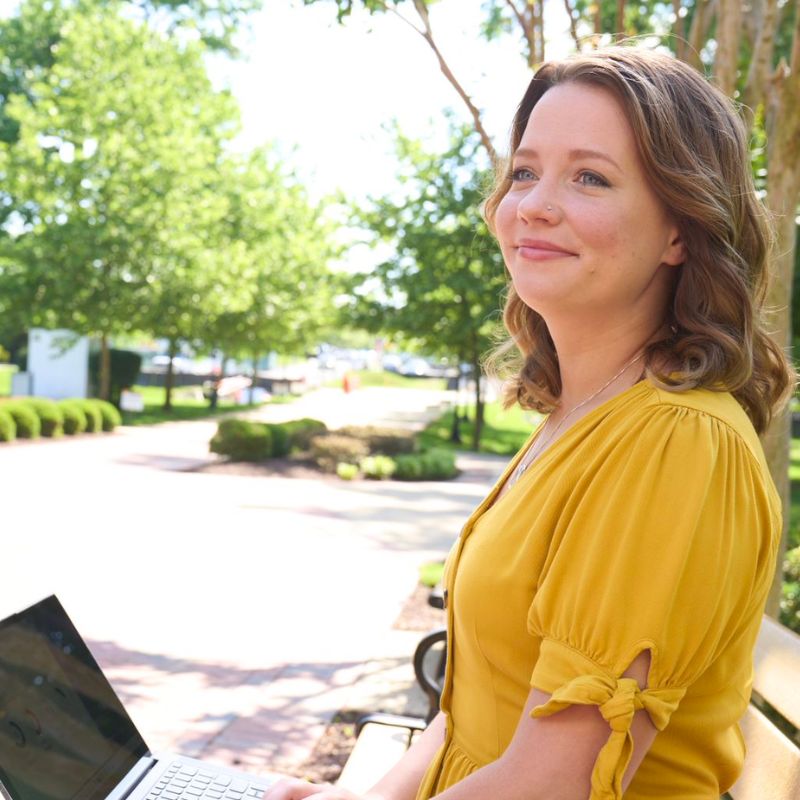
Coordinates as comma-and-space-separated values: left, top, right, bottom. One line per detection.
145, 761, 269, 800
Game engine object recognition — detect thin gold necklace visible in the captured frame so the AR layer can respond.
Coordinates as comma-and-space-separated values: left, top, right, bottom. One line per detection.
510, 350, 646, 485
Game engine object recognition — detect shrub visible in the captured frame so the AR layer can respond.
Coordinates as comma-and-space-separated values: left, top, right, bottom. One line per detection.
70, 399, 102, 432
0, 408, 15, 442
59, 401, 88, 435
310, 434, 369, 473
394, 449, 458, 481
89, 348, 143, 406
24, 398, 64, 437
210, 419, 272, 461
780, 545, 800, 634
265, 423, 291, 457
336, 462, 359, 481
359, 454, 397, 480
89, 399, 122, 432
339, 425, 417, 455
0, 401, 40, 438
284, 418, 327, 451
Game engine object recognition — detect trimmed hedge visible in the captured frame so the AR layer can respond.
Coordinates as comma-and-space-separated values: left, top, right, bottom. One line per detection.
59, 401, 88, 435
210, 419, 272, 461
24, 398, 64, 437
359, 454, 397, 480
284, 418, 327, 451
310, 434, 369, 473
90, 399, 122, 432
339, 425, 417, 455
393, 449, 458, 481
265, 423, 291, 457
72, 399, 102, 432
0, 408, 15, 442
0, 401, 40, 438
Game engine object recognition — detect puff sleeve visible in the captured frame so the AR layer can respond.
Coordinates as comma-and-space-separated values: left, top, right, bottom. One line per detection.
526, 405, 780, 800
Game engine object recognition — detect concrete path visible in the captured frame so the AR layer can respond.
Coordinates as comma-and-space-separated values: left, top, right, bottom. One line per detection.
0, 387, 512, 779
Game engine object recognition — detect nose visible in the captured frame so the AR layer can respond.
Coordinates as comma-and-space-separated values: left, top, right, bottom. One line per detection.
516, 181, 560, 224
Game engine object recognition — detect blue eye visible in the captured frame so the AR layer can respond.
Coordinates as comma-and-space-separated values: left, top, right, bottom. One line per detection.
510, 167, 537, 182
578, 171, 609, 187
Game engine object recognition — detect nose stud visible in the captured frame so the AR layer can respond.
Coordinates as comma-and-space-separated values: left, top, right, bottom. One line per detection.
547, 205, 553, 211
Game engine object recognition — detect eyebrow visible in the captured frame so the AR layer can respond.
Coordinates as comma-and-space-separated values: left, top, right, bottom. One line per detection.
513, 147, 622, 171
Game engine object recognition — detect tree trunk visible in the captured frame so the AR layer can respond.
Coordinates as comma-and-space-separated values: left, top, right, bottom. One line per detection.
163, 338, 177, 412
742, 0, 778, 115
714, 0, 743, 95
251, 352, 260, 404
686, 0, 716, 71
471, 360, 484, 451
99, 333, 111, 401
617, 0, 626, 40
450, 372, 462, 444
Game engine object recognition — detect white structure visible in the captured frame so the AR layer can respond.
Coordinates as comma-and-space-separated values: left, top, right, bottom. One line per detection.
27, 329, 89, 400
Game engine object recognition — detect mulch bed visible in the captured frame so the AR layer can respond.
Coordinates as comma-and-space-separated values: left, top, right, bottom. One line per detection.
190, 456, 336, 481
392, 582, 446, 631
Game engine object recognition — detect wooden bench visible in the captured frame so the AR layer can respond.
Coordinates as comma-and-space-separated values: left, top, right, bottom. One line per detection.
338, 617, 800, 798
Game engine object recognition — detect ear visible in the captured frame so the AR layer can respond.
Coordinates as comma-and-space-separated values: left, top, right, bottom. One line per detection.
661, 226, 685, 267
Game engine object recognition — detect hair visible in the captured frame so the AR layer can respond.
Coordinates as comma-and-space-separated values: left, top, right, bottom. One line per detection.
483, 45, 795, 434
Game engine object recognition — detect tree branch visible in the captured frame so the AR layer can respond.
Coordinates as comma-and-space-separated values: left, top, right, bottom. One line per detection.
408, 0, 499, 164
504, 0, 536, 67
671, 1, 686, 60
685, 0, 716, 70
713, 0, 742, 95
742, 0, 779, 115
562, 0, 581, 51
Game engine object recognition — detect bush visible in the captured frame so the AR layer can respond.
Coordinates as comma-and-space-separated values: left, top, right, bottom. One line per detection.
88, 399, 122, 432
780, 545, 800, 633
336, 462, 359, 481
310, 434, 369, 473
0, 401, 40, 438
89, 348, 143, 406
0, 408, 15, 442
70, 399, 102, 433
210, 419, 272, 461
359, 454, 397, 480
339, 425, 417, 455
24, 398, 64, 437
59, 401, 88, 435
284, 418, 327, 451
265, 423, 291, 457
394, 449, 458, 481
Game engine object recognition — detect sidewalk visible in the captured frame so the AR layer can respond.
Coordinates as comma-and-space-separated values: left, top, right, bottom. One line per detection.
1, 387, 512, 781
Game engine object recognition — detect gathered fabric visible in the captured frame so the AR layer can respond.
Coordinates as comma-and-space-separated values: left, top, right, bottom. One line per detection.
415, 381, 781, 800
531, 675, 685, 799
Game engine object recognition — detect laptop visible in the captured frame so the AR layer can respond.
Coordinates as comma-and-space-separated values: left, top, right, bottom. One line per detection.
0, 596, 276, 800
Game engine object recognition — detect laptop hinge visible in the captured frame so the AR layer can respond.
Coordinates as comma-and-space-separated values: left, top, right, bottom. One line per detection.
105, 756, 158, 800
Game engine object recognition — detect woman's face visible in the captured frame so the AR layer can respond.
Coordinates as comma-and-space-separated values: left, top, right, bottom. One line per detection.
495, 82, 684, 323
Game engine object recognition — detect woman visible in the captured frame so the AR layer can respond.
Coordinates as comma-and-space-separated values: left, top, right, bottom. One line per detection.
264, 46, 794, 800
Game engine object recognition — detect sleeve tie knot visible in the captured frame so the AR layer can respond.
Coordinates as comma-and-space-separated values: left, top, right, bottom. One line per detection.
531, 672, 685, 799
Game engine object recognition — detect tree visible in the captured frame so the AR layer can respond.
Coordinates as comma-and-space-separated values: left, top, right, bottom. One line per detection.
202, 149, 339, 395
0, 0, 239, 400
348, 123, 506, 449
303, 0, 800, 617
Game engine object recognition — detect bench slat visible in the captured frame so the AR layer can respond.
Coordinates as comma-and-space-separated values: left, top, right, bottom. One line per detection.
751, 615, 800, 730
728, 705, 800, 800
337, 723, 410, 794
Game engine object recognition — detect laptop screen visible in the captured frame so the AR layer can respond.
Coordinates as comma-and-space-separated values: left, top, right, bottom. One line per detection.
0, 596, 149, 800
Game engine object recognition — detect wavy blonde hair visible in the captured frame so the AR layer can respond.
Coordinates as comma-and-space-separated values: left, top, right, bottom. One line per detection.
483, 46, 794, 434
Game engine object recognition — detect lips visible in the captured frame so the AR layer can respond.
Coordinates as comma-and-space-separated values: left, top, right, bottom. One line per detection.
515, 238, 577, 260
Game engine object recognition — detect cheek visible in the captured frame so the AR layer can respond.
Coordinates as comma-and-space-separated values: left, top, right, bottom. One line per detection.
494, 194, 518, 248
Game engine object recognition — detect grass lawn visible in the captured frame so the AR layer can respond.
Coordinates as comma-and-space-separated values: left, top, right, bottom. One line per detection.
324, 370, 447, 391
121, 384, 274, 426
419, 401, 540, 455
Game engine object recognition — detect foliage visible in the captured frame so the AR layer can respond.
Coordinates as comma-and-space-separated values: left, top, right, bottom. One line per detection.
0, 400, 40, 438
24, 397, 63, 437
283, 418, 328, 451
209, 419, 272, 461
359, 454, 397, 479
89, 349, 143, 407
336, 462, 359, 480
72, 399, 102, 433
265, 423, 291, 457
0, 407, 15, 441
420, 400, 537, 454
780, 546, 800, 633
310, 433, 369, 472
393, 448, 458, 481
58, 400, 87, 434
338, 425, 417, 455
419, 560, 445, 588
91, 399, 122, 432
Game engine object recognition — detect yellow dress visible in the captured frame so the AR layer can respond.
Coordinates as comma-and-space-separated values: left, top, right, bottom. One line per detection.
415, 379, 781, 800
